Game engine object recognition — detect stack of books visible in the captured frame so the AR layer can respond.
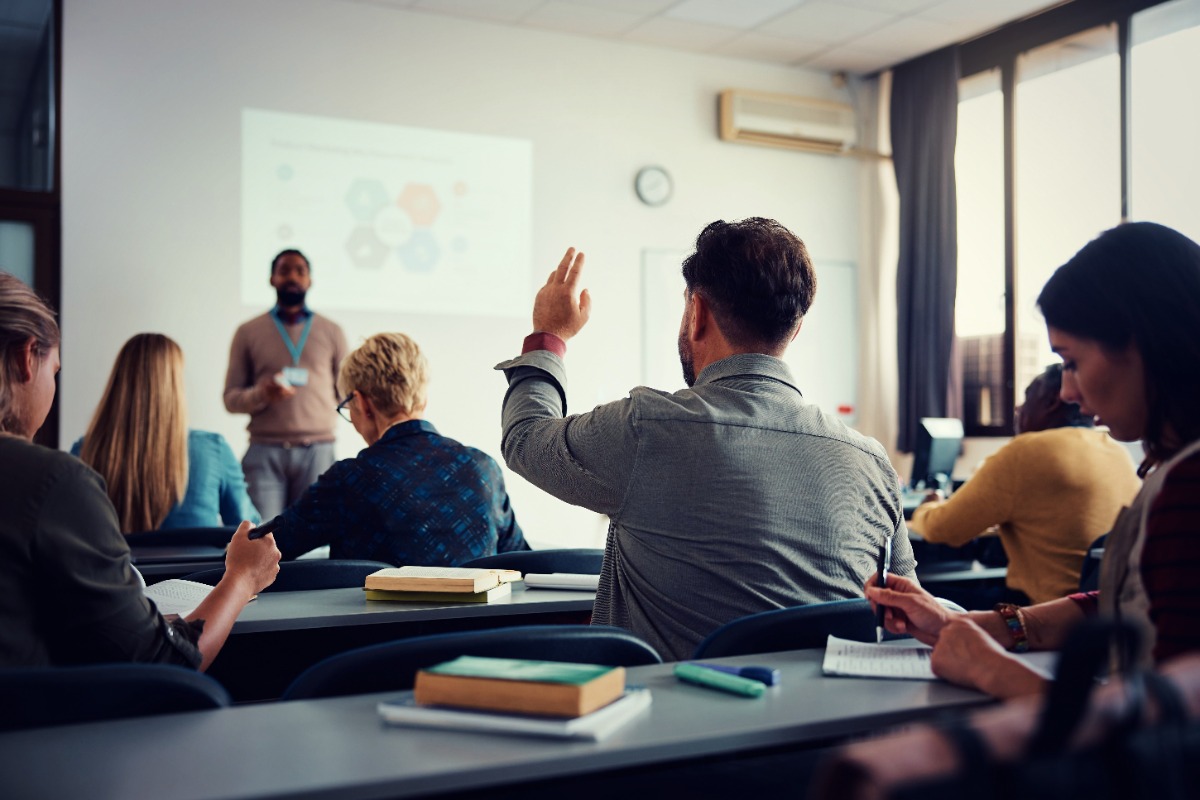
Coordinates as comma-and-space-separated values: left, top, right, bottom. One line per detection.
363, 566, 522, 603
378, 655, 651, 740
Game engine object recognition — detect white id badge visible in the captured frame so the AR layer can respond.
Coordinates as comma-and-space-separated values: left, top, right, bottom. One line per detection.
282, 367, 309, 386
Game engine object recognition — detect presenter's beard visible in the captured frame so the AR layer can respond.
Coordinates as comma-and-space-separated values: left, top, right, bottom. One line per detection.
678, 329, 696, 387
276, 288, 307, 307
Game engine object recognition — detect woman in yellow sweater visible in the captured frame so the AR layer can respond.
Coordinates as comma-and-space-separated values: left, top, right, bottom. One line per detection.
908, 364, 1141, 604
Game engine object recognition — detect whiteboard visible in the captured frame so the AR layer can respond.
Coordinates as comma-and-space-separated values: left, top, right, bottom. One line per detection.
640, 250, 857, 423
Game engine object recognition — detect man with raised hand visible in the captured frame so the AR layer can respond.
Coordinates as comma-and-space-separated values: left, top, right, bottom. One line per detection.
496, 218, 915, 660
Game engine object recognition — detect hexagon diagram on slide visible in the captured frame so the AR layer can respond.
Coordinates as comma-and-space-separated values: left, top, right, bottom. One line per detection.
345, 226, 390, 269
345, 179, 390, 223
398, 183, 441, 227
398, 229, 440, 273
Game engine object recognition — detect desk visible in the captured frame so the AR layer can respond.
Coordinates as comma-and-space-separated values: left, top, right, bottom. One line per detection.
0, 648, 998, 800
211, 588, 596, 701
130, 544, 227, 582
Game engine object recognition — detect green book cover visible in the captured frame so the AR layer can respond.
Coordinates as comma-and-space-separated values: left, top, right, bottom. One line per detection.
425, 656, 613, 685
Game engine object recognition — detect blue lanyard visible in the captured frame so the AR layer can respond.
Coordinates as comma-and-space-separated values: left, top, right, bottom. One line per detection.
270, 308, 313, 367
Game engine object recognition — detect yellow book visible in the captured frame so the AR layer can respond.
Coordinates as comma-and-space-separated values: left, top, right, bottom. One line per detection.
364, 582, 513, 603
364, 566, 516, 593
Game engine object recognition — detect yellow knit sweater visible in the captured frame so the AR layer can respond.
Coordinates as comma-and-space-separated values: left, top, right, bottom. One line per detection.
909, 428, 1141, 604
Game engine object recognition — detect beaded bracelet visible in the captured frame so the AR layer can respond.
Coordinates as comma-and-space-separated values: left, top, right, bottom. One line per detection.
993, 603, 1030, 653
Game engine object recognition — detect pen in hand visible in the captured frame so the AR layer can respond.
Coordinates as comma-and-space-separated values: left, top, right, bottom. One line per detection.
876, 535, 892, 643
248, 517, 283, 540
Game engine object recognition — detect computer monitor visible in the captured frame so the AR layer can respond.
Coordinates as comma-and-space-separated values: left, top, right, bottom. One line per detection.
909, 417, 964, 491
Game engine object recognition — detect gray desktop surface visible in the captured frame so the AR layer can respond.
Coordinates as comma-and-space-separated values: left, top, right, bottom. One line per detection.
0, 649, 997, 800
231, 587, 597, 634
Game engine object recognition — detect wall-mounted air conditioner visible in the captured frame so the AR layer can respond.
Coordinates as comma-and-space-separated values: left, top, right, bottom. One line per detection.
719, 89, 858, 155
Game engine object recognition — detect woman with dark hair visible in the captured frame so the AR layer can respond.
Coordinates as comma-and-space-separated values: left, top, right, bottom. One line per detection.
0, 273, 280, 669
866, 222, 1200, 698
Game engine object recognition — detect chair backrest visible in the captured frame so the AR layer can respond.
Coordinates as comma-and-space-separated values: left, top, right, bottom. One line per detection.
124, 526, 237, 548
459, 548, 604, 574
182, 559, 394, 591
692, 599, 876, 659
1079, 533, 1108, 593
281, 624, 662, 700
0, 663, 231, 731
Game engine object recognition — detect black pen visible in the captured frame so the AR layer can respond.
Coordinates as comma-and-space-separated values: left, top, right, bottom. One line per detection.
248, 517, 283, 540
876, 535, 892, 643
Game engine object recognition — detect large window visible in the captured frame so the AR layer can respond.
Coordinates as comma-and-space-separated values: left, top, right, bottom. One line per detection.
1013, 27, 1121, 407
952, 0, 1197, 436
1131, 1, 1200, 241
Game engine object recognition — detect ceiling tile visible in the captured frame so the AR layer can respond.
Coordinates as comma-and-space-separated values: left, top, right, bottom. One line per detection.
845, 16, 960, 58
409, 0, 546, 24
666, 0, 806, 30
523, 2, 644, 36
554, 0, 676, 15
759, 1, 895, 43
622, 16, 742, 51
918, 0, 1059, 33
836, 0, 941, 14
714, 31, 827, 63
800, 44, 893, 74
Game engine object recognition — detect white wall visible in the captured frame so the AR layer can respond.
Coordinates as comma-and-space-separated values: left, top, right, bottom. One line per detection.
61, 0, 861, 548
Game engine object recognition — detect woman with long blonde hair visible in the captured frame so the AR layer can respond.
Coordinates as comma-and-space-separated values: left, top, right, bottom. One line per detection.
75, 333, 259, 533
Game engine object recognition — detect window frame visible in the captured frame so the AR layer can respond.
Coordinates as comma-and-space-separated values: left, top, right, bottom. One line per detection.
952, 0, 1166, 436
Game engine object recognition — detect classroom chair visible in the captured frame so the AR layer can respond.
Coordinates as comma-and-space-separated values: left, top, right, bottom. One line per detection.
693, 599, 878, 659
459, 548, 604, 574
124, 525, 238, 548
182, 559, 393, 591
0, 663, 231, 731
281, 624, 662, 700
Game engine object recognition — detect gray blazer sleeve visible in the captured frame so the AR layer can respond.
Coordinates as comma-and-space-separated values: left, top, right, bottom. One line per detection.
496, 350, 639, 517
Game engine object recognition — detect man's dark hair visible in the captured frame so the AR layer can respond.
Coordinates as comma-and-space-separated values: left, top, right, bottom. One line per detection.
680, 218, 816, 349
271, 249, 309, 274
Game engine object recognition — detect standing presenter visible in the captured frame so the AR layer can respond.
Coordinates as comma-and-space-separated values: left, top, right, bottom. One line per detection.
224, 249, 349, 519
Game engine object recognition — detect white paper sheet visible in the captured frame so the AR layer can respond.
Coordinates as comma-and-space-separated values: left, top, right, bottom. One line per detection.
143, 579, 214, 617
822, 635, 938, 680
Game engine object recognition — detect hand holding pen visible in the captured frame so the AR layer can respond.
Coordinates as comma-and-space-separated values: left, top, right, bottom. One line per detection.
865, 572, 952, 647
248, 517, 283, 540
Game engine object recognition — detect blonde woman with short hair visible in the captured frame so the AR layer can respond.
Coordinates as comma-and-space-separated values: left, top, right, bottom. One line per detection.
0, 273, 279, 669
74, 334, 259, 533
269, 332, 527, 565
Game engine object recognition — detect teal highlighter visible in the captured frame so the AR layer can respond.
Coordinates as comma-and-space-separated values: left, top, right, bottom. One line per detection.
674, 662, 765, 698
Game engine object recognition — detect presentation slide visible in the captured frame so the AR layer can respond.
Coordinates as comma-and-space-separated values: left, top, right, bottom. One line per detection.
242, 109, 532, 316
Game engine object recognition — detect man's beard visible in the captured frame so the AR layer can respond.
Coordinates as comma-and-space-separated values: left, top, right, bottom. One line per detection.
678, 327, 696, 387
276, 287, 307, 307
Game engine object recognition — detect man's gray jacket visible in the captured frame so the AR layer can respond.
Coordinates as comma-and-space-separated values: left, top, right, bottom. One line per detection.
496, 350, 916, 661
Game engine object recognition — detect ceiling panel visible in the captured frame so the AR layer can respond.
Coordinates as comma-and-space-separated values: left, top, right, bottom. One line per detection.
349, 0, 1068, 75
665, 0, 805, 30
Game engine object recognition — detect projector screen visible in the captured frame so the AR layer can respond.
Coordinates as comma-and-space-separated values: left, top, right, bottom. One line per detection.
241, 109, 532, 316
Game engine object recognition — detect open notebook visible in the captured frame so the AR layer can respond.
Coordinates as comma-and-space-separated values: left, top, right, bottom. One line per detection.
821, 635, 938, 680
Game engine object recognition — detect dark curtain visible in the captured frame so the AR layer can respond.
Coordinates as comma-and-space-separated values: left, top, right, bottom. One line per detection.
891, 47, 960, 453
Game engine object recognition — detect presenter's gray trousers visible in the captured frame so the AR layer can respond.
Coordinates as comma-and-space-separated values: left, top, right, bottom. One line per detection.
242, 441, 336, 520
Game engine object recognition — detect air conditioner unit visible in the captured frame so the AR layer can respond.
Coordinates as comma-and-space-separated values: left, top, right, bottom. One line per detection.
719, 89, 858, 155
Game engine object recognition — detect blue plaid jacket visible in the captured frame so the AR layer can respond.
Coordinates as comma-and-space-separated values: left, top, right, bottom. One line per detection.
275, 420, 526, 565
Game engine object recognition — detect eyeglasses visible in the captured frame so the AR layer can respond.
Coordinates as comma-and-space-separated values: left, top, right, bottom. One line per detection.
336, 393, 355, 422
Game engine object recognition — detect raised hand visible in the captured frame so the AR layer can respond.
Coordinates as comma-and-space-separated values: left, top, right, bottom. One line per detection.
532, 247, 592, 342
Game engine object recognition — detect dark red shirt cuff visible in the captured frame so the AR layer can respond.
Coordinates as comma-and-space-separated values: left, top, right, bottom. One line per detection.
1067, 591, 1100, 616
522, 332, 567, 358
